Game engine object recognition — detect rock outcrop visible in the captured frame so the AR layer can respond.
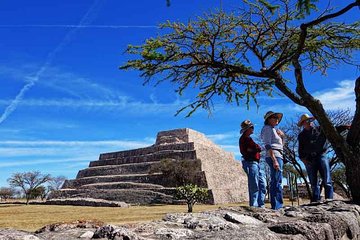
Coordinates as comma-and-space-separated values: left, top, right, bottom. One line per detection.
1, 201, 360, 239
48, 128, 248, 205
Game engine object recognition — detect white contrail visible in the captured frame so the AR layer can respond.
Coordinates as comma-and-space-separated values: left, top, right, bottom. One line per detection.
0, 24, 157, 28
0, 0, 104, 124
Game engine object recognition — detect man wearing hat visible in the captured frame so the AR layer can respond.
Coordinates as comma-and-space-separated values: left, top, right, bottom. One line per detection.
297, 114, 334, 202
261, 111, 285, 210
239, 120, 266, 208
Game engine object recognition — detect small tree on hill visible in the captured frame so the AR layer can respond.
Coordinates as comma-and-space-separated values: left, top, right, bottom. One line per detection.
176, 184, 209, 213
7, 171, 52, 204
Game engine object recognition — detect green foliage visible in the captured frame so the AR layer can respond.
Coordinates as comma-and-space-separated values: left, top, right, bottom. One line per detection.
28, 186, 47, 200
128, 0, 360, 201
175, 184, 209, 212
149, 159, 202, 187
296, 0, 318, 16
121, 0, 360, 116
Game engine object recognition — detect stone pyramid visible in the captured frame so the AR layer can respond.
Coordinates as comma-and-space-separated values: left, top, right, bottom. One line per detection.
49, 128, 248, 204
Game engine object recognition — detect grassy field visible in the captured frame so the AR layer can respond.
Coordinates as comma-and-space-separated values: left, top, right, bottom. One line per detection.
0, 199, 307, 232
0, 203, 243, 232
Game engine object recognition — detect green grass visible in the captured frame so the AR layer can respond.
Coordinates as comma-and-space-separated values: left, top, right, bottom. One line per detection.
0, 203, 242, 232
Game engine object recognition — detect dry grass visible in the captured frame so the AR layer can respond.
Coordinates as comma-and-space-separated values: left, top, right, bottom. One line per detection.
0, 203, 242, 232
0, 199, 306, 232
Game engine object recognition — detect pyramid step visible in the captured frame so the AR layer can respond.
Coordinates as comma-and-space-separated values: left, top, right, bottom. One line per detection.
79, 182, 177, 196
80, 182, 165, 190
90, 149, 196, 167
77, 162, 159, 178
49, 188, 175, 205
62, 173, 163, 188
99, 142, 195, 160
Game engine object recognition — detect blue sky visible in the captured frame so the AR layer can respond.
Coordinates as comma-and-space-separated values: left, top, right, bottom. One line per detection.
0, 0, 358, 187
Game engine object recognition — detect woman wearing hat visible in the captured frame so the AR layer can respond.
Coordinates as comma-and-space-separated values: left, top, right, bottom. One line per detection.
239, 120, 266, 208
261, 111, 285, 210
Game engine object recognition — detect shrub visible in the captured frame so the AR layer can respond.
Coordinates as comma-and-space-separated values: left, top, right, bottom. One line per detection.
176, 184, 209, 212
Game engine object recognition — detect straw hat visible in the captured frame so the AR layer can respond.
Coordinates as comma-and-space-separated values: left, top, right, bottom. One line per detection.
297, 114, 315, 127
240, 120, 254, 134
264, 111, 283, 123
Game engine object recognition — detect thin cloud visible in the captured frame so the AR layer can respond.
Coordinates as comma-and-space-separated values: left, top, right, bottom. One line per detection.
314, 80, 355, 112
0, 157, 91, 168
0, 97, 190, 116
0, 24, 157, 29
0, 0, 103, 124
0, 65, 129, 101
0, 140, 151, 148
0, 139, 153, 161
0, 99, 128, 108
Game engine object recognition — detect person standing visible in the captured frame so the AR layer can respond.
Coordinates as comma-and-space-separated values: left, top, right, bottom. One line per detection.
297, 114, 338, 202
239, 120, 266, 208
261, 111, 285, 210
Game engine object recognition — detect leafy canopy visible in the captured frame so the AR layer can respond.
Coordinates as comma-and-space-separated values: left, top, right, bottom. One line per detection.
121, 0, 360, 116
176, 184, 209, 212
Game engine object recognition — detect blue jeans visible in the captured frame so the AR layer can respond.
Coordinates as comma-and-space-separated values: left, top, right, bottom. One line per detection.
265, 157, 283, 210
242, 160, 266, 207
305, 154, 333, 202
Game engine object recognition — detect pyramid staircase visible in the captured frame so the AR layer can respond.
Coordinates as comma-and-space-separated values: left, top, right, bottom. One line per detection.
49, 129, 247, 205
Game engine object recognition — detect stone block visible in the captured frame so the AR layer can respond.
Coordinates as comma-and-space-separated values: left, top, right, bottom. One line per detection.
49, 128, 248, 205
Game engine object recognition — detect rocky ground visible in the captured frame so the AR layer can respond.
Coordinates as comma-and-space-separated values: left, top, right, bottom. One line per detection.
0, 200, 359, 240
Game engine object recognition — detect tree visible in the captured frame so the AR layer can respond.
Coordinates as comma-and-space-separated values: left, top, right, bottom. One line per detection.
176, 184, 209, 212
149, 158, 203, 187
0, 187, 15, 201
48, 176, 67, 191
121, 0, 360, 203
7, 171, 52, 204
28, 186, 47, 201
165, 0, 317, 14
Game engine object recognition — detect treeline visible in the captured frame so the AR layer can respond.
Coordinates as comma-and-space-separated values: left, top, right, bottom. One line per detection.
0, 172, 67, 204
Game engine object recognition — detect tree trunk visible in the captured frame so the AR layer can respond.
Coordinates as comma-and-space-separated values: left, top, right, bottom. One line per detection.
343, 152, 360, 204
187, 203, 193, 213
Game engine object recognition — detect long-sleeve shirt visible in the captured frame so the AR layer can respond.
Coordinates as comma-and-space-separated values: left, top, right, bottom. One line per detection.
298, 125, 349, 160
239, 135, 261, 161
260, 125, 283, 158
